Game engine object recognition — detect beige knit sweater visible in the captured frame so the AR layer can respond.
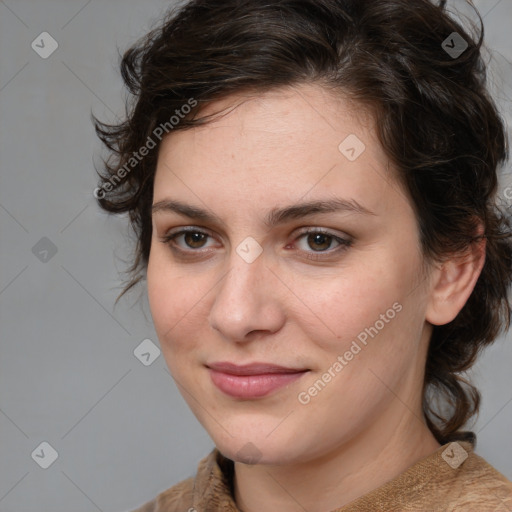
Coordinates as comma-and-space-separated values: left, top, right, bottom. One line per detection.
130, 441, 512, 511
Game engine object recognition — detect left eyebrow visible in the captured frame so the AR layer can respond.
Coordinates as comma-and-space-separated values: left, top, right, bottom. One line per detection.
151, 197, 376, 228
264, 198, 376, 228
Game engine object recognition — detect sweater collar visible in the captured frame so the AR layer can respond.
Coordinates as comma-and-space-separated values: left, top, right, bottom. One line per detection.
192, 447, 238, 511
191, 441, 475, 511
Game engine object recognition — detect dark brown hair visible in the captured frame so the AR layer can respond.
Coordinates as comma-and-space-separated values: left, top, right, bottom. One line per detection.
94, 0, 512, 445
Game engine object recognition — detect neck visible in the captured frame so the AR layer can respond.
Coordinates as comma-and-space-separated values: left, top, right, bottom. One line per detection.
233, 407, 441, 512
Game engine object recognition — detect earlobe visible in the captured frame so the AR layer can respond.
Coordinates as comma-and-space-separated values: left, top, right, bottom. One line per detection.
425, 235, 486, 326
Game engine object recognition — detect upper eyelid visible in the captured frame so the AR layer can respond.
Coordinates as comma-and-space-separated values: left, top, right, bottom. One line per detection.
163, 223, 347, 233
294, 226, 347, 237
162, 226, 217, 241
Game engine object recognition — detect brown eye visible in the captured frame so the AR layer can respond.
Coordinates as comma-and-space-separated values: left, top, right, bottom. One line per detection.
183, 231, 208, 249
306, 233, 333, 251
160, 228, 215, 253
294, 229, 352, 260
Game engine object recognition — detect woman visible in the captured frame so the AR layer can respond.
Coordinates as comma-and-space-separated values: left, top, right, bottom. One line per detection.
94, 0, 512, 510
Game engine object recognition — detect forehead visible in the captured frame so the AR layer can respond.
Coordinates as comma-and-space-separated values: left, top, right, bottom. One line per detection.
175, 84, 376, 151
153, 84, 405, 217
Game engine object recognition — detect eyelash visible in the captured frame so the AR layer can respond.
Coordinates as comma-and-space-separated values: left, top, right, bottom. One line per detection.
159, 227, 352, 261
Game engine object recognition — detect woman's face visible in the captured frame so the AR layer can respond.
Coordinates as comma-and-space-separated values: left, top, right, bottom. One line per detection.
147, 84, 435, 465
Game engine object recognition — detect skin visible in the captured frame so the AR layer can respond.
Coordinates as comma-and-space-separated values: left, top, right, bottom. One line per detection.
147, 84, 485, 511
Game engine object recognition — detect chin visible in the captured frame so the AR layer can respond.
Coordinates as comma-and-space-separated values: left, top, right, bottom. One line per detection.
218, 441, 285, 465
210, 427, 304, 466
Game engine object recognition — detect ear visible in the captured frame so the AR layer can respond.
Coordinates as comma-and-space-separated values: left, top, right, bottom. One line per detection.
425, 226, 486, 326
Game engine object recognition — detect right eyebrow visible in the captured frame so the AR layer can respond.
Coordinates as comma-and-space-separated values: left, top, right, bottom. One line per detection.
152, 200, 225, 225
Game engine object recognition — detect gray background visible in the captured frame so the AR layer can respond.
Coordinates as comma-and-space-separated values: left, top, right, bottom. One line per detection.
0, 0, 511, 511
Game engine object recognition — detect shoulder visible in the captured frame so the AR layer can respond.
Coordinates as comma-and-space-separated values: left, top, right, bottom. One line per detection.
447, 449, 512, 511
128, 476, 195, 512
126, 448, 228, 512
340, 441, 512, 511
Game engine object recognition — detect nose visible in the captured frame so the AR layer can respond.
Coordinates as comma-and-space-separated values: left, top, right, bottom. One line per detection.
208, 247, 286, 343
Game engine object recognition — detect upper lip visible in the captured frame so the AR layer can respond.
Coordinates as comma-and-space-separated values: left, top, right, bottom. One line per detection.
206, 362, 309, 376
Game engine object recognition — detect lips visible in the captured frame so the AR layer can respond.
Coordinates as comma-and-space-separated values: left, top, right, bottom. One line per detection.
206, 361, 309, 399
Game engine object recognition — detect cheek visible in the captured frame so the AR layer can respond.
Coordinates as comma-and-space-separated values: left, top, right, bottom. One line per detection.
147, 247, 216, 368
147, 249, 195, 344
288, 264, 404, 354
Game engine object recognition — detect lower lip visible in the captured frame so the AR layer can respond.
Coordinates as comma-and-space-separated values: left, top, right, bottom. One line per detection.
209, 369, 308, 399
